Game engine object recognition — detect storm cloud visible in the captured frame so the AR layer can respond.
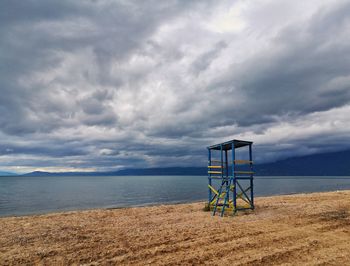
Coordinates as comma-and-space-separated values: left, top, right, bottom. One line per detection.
1, 0, 350, 172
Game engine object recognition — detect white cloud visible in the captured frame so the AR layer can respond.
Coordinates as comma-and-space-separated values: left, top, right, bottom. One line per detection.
204, 1, 248, 33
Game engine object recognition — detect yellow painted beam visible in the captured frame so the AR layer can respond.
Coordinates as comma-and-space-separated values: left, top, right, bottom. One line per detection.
209, 202, 234, 208
208, 184, 219, 195
208, 171, 222, 174
208, 165, 223, 169
219, 192, 226, 198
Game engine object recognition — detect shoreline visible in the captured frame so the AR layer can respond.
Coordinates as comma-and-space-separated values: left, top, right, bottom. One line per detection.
1, 190, 350, 265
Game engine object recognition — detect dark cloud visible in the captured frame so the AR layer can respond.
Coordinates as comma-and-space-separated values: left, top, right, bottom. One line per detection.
191, 41, 228, 75
1, 0, 350, 172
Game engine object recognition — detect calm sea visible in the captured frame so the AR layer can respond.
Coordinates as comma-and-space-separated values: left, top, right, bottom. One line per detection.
1, 175, 350, 217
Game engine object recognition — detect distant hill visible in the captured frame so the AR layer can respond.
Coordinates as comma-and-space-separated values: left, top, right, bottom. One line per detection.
22, 171, 112, 177
255, 149, 350, 176
20, 149, 350, 177
22, 168, 207, 177
0, 171, 17, 176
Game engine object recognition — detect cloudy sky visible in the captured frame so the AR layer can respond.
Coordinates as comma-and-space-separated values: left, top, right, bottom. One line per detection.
1, 0, 350, 173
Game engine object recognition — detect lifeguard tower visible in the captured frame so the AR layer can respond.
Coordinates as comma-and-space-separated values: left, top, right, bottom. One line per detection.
207, 139, 254, 216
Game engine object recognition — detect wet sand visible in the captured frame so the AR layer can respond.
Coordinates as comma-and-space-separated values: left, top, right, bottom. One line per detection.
1, 190, 350, 265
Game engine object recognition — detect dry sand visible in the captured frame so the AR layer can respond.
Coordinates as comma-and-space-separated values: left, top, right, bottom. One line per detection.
1, 190, 350, 265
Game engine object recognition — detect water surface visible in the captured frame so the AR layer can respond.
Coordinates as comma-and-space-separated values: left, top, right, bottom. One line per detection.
1, 175, 350, 217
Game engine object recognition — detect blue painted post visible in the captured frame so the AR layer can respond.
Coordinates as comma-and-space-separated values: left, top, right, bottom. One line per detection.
208, 148, 212, 205
249, 144, 254, 209
219, 145, 224, 215
220, 145, 223, 179
232, 143, 236, 214
225, 150, 229, 179
220, 149, 230, 217
225, 149, 229, 202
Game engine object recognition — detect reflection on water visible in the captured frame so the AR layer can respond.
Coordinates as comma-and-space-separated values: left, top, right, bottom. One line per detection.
1, 175, 350, 216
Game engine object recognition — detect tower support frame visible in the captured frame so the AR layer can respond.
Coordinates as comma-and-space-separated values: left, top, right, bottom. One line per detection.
207, 139, 254, 217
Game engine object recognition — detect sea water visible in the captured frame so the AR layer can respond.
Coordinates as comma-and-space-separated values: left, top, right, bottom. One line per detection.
1, 175, 350, 217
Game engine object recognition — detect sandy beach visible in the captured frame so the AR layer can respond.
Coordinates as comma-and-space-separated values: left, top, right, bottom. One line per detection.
1, 190, 350, 265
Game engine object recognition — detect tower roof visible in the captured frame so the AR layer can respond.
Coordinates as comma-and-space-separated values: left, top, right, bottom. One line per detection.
207, 139, 252, 150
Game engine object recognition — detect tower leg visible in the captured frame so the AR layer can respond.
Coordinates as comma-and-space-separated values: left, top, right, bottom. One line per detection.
232, 143, 237, 215
208, 148, 212, 205
249, 144, 254, 209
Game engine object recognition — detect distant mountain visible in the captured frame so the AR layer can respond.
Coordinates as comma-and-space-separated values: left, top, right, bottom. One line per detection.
22, 171, 111, 177
0, 171, 17, 176
255, 149, 350, 176
20, 149, 350, 177
22, 171, 56, 177
22, 168, 207, 177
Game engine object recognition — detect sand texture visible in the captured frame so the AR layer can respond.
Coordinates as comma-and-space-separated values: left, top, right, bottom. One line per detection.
1, 190, 350, 265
